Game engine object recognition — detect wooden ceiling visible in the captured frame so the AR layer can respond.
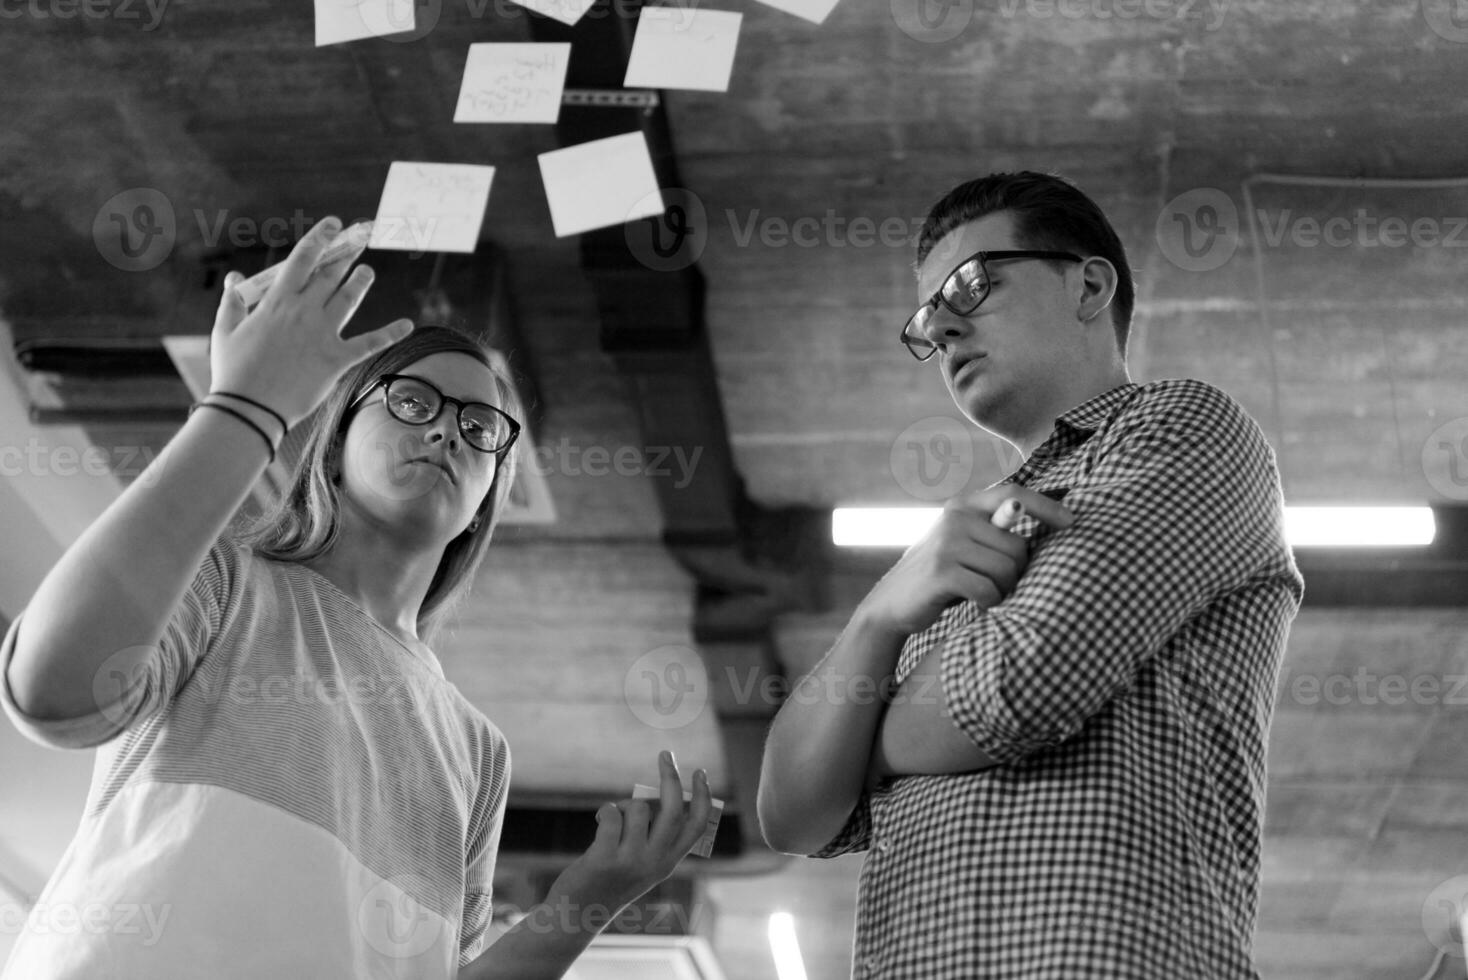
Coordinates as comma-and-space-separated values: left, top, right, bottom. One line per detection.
4, 1, 1468, 978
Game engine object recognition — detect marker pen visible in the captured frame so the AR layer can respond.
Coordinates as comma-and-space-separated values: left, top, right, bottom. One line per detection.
990, 498, 1024, 530
233, 221, 374, 309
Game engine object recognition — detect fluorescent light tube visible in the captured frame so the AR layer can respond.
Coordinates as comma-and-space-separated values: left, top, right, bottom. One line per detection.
832, 505, 1436, 549
768, 912, 808, 980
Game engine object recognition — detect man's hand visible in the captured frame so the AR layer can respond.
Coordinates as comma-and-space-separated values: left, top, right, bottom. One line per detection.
856, 486, 1075, 640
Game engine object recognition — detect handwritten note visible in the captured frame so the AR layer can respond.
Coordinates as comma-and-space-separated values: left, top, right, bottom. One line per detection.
506, 0, 598, 27
624, 8, 742, 93
752, 0, 841, 24
368, 162, 496, 254
537, 132, 664, 238
454, 43, 571, 125
314, 0, 416, 46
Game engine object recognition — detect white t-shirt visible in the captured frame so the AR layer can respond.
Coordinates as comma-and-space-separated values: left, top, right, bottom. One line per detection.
0, 533, 510, 978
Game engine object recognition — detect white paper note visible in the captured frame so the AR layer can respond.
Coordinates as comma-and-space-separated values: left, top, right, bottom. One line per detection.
537, 132, 665, 238
369, 162, 496, 254
507, 0, 599, 27
455, 43, 572, 124
624, 8, 743, 93
631, 783, 724, 859
314, 0, 416, 46
752, 0, 841, 25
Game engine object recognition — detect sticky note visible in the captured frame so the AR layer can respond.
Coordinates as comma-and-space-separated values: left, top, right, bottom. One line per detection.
369, 162, 496, 254
314, 0, 416, 46
624, 8, 742, 93
455, 43, 571, 124
632, 783, 725, 859
507, 0, 599, 27
537, 132, 664, 238
752, 0, 841, 25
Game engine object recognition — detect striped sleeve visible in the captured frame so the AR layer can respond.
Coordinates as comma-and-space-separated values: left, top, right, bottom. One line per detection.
459, 732, 511, 965
939, 380, 1287, 763
0, 532, 241, 750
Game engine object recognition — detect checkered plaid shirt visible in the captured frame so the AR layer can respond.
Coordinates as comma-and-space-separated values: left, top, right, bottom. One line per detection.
812, 379, 1304, 979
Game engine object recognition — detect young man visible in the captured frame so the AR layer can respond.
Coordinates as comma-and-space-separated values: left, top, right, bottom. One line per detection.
758, 172, 1304, 978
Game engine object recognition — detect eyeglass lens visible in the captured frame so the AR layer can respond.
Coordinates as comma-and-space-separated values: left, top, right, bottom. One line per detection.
386, 377, 512, 452
903, 257, 991, 357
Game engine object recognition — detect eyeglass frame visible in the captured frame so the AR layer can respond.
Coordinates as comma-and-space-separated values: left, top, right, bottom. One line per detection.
345, 372, 523, 456
900, 249, 1084, 362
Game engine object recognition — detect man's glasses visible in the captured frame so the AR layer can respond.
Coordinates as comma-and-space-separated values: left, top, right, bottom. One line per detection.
900, 249, 1083, 361
346, 373, 522, 455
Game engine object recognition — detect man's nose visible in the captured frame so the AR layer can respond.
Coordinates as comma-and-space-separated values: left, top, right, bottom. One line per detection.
924, 304, 974, 350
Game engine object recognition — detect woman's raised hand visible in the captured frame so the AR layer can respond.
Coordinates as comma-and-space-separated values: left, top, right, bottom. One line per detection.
208, 215, 414, 429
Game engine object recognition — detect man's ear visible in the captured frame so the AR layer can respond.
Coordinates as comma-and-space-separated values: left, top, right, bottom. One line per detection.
1076, 256, 1117, 325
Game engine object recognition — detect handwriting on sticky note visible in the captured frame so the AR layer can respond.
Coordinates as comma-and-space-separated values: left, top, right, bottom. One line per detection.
368, 162, 496, 255
455, 43, 571, 125
624, 8, 743, 93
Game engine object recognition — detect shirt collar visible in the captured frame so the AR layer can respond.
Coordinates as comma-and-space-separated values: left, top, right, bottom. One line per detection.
1052, 382, 1141, 436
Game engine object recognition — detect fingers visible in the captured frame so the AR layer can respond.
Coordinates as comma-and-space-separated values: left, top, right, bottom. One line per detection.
324, 262, 376, 327
948, 487, 1073, 534
652, 750, 684, 845
950, 545, 1021, 598
275, 216, 343, 298
214, 271, 248, 332
344, 318, 415, 362
592, 801, 623, 851
311, 220, 373, 289
619, 798, 653, 851
672, 769, 713, 857
944, 565, 1007, 609
990, 486, 1075, 530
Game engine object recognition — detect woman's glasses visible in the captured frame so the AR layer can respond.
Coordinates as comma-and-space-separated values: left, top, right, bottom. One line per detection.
347, 374, 521, 455
900, 250, 1082, 361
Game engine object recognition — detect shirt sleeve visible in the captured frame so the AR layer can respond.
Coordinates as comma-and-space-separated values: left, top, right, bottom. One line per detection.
459, 732, 511, 966
0, 532, 243, 750
939, 380, 1295, 764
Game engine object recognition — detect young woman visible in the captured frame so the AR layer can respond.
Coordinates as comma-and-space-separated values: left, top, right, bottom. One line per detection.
0, 216, 712, 979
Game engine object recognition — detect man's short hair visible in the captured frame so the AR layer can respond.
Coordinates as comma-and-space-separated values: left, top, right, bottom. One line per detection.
915, 171, 1136, 357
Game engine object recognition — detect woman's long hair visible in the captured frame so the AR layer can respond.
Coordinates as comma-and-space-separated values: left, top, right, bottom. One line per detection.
233, 324, 523, 646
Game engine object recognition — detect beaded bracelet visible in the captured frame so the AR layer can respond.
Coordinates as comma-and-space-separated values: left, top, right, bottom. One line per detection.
188, 400, 278, 464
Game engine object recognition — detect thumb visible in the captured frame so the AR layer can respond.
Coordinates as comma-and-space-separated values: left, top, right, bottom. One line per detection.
214, 272, 248, 332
